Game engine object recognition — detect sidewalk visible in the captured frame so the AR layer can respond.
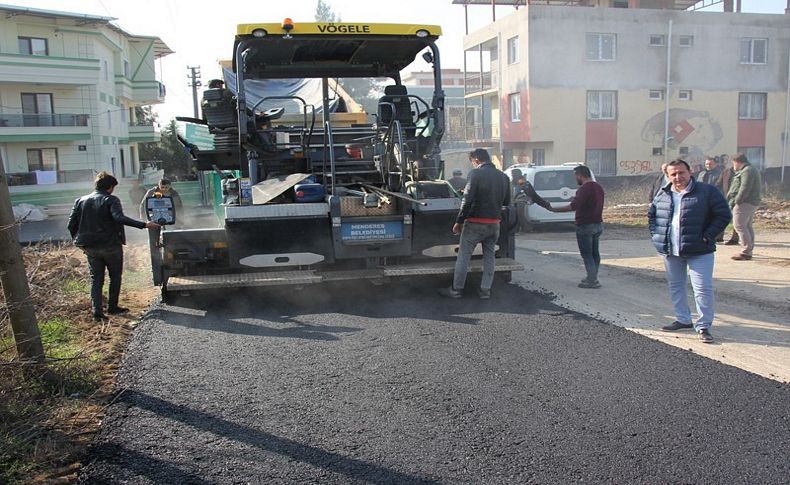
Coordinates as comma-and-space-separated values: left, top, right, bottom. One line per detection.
512, 227, 790, 383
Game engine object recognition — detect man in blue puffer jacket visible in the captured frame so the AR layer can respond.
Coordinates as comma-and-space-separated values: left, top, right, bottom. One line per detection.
648, 159, 732, 343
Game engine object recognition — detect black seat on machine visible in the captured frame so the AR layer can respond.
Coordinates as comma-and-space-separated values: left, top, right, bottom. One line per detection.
378, 85, 415, 138
202, 88, 237, 130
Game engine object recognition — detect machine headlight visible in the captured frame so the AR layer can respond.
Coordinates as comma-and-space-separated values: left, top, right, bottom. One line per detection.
416, 29, 429, 38
252, 29, 267, 38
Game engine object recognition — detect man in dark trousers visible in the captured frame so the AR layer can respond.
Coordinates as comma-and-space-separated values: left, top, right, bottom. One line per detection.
648, 159, 731, 343
448, 168, 467, 193
68, 171, 160, 321
439, 148, 510, 300
551, 165, 605, 288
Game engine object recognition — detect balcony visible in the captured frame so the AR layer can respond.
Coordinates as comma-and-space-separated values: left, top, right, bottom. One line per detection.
464, 70, 498, 96
0, 53, 100, 85
465, 123, 500, 143
0, 113, 92, 142
127, 121, 160, 143
116, 77, 166, 104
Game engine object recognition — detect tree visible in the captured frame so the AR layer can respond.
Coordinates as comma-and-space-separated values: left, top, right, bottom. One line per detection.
314, 0, 383, 113
315, 0, 340, 22
139, 119, 190, 177
134, 105, 157, 125
0, 153, 44, 363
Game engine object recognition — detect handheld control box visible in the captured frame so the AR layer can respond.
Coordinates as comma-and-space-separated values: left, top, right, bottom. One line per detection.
145, 194, 176, 225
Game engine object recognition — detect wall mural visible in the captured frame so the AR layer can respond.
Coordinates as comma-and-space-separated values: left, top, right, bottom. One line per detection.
631, 108, 725, 174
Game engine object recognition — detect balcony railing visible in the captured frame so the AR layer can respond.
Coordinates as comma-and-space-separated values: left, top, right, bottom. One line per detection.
0, 113, 89, 127
465, 122, 500, 142
130, 120, 156, 127
464, 70, 498, 95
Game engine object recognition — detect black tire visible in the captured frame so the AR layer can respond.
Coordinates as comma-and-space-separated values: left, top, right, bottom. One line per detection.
161, 285, 173, 305
496, 271, 513, 284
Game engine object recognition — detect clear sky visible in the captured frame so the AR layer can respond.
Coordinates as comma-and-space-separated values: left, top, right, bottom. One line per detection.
3, 0, 787, 123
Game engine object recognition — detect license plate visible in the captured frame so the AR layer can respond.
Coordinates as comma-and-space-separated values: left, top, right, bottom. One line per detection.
341, 221, 403, 242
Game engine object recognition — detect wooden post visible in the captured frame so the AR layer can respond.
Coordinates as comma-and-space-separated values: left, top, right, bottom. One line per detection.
0, 152, 45, 363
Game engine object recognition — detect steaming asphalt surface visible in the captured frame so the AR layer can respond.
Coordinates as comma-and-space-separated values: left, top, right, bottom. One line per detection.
79, 279, 789, 484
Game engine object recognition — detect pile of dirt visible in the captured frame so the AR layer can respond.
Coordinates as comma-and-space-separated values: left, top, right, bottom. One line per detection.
603, 181, 789, 228
0, 242, 157, 483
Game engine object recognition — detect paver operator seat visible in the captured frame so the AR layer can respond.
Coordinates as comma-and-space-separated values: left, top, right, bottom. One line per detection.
378, 85, 416, 139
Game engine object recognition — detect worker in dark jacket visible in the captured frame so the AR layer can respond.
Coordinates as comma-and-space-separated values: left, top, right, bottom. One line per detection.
68, 171, 159, 321
648, 159, 731, 343
509, 168, 552, 233
439, 148, 510, 300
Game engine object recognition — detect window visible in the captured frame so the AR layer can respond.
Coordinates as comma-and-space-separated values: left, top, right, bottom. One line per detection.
740, 38, 767, 64
107, 109, 113, 129
26, 148, 58, 172
613, 0, 628, 7
507, 36, 519, 65
585, 150, 616, 177
678, 90, 692, 101
679, 146, 689, 156
18, 36, 48, 56
534, 170, 578, 191
649, 35, 665, 47
652, 147, 663, 156
509, 93, 521, 122
678, 35, 694, 47
587, 91, 617, 120
120, 104, 127, 123
123, 60, 130, 79
532, 148, 545, 166
103, 60, 109, 81
585, 33, 616, 61
737, 147, 765, 170
739, 93, 766, 119
21, 93, 53, 126
649, 90, 664, 100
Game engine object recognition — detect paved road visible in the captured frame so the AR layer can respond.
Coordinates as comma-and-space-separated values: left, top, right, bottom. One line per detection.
79, 279, 789, 484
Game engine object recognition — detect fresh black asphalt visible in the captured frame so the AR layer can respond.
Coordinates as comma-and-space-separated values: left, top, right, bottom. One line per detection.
78, 279, 789, 484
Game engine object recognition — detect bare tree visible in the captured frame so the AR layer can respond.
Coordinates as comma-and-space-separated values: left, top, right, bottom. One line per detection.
0, 153, 44, 363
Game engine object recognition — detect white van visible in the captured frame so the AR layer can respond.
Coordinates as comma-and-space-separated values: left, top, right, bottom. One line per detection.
504, 163, 596, 224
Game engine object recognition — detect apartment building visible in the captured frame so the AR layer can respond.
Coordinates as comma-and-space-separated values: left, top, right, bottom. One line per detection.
0, 4, 172, 185
459, 0, 790, 176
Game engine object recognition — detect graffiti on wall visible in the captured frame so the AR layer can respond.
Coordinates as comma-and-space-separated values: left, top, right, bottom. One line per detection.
640, 108, 724, 169
619, 160, 659, 175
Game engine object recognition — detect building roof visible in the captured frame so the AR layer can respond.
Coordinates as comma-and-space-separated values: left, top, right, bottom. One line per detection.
0, 3, 173, 58
450, 0, 701, 10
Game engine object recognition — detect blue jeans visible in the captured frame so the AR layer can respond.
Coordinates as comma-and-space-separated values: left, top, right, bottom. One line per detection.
453, 222, 500, 291
576, 223, 603, 283
82, 245, 124, 314
661, 252, 715, 330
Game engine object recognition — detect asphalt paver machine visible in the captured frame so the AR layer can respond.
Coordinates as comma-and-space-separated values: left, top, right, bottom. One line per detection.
158, 19, 521, 300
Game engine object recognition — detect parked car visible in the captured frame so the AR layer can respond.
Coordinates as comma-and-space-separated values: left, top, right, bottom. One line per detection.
504, 163, 595, 224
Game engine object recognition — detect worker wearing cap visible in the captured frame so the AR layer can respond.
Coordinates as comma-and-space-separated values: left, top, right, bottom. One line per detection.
448, 168, 467, 193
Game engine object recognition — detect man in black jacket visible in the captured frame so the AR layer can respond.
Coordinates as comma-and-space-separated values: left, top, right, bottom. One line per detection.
439, 148, 510, 300
68, 172, 160, 321
509, 168, 552, 233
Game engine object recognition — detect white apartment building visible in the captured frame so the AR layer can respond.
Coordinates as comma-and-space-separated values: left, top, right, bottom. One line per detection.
0, 4, 172, 185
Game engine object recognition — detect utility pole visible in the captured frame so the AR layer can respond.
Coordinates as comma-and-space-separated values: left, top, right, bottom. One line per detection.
187, 65, 202, 119
0, 152, 44, 363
